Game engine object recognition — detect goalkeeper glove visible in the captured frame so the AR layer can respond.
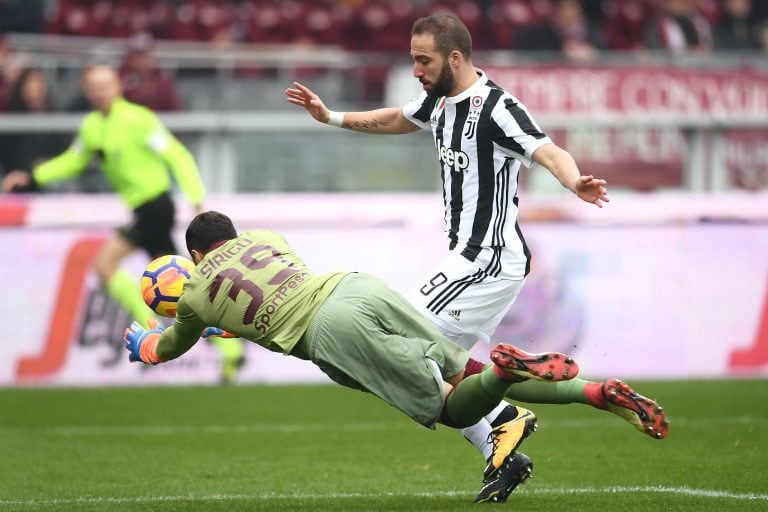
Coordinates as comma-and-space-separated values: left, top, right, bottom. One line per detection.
124, 319, 166, 365
201, 327, 236, 338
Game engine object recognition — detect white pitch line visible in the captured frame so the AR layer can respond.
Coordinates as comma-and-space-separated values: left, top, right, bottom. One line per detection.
526, 486, 768, 501
1, 486, 766, 508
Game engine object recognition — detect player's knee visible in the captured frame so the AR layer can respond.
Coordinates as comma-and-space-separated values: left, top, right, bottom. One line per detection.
437, 389, 474, 428
437, 406, 475, 428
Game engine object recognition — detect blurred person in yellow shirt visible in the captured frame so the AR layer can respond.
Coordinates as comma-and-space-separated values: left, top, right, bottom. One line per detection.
2, 64, 244, 383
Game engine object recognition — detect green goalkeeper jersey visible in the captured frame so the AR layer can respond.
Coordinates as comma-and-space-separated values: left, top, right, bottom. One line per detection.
156, 229, 348, 360
31, 97, 205, 208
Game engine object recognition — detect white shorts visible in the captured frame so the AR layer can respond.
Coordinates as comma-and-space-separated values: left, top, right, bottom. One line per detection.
406, 250, 526, 350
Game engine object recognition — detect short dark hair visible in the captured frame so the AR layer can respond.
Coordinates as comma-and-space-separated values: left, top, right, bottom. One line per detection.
185, 210, 238, 255
411, 13, 472, 60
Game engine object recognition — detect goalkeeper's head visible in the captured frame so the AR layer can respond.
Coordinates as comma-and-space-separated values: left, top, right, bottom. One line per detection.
186, 210, 238, 263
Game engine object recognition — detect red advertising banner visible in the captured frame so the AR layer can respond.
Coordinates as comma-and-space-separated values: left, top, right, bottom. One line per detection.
483, 65, 768, 190
486, 65, 768, 116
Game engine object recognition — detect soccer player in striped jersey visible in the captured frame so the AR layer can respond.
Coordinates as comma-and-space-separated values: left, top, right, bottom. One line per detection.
287, 12, 668, 501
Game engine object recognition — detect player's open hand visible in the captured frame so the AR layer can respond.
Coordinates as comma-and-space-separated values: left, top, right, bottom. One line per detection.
575, 175, 609, 208
1, 170, 32, 193
285, 82, 330, 123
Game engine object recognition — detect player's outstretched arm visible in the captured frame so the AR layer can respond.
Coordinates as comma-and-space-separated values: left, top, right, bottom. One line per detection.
532, 143, 610, 208
285, 82, 419, 135
1, 170, 32, 193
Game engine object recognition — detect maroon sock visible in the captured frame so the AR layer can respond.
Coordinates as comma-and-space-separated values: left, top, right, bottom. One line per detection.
464, 357, 486, 377
584, 381, 608, 410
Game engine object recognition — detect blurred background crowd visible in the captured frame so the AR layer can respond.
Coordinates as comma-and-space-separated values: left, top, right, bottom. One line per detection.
0, 0, 767, 193
1, 0, 767, 55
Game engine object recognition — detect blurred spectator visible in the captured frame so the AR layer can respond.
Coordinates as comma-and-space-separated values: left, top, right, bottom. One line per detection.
164, 0, 201, 40
644, 0, 712, 54
697, 0, 722, 24
580, 0, 607, 26
0, 0, 46, 34
0, 36, 13, 110
514, 0, 604, 61
712, 0, 762, 50
0, 34, 27, 111
296, 0, 354, 47
142, 0, 175, 39
0, 68, 68, 185
348, 0, 415, 51
118, 32, 181, 111
603, 0, 654, 51
106, 0, 174, 39
241, 0, 302, 45
423, 0, 487, 47
46, 0, 174, 40
46, 0, 113, 37
107, 0, 141, 39
5, 68, 56, 114
486, 0, 555, 48
196, 0, 238, 45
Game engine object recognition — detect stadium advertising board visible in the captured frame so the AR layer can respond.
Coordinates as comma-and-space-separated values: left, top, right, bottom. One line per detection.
1, 194, 767, 386
487, 65, 768, 191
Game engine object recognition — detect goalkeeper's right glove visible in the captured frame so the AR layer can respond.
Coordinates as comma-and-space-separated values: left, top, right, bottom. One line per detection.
124, 319, 166, 365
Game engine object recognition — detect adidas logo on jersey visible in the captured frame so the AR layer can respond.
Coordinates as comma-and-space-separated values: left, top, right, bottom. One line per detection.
447, 310, 461, 321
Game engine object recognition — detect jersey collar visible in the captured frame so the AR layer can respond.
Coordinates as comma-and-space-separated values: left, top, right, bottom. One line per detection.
206, 239, 230, 252
445, 68, 487, 104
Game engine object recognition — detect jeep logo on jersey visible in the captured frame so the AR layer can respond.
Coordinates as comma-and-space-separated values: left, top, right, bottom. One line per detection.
436, 142, 469, 173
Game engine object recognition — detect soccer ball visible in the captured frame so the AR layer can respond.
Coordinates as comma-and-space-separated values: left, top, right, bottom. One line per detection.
141, 255, 195, 317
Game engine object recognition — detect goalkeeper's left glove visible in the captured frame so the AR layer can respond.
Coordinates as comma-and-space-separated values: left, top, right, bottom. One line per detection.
201, 327, 236, 338
124, 319, 166, 365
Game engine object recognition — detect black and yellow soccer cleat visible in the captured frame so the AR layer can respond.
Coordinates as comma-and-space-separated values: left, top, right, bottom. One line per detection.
474, 451, 533, 503
480, 407, 537, 486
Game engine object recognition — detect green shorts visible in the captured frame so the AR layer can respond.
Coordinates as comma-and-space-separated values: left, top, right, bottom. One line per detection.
300, 273, 469, 428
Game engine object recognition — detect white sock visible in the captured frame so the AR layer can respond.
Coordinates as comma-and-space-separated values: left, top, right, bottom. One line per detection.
462, 419, 494, 461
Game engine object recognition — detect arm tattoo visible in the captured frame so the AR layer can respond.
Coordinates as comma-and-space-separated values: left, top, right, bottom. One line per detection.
349, 118, 390, 130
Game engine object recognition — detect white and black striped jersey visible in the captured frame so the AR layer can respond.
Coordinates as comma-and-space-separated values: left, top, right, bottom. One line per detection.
402, 69, 552, 279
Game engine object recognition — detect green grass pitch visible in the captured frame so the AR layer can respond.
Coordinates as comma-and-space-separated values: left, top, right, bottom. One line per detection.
1, 379, 766, 512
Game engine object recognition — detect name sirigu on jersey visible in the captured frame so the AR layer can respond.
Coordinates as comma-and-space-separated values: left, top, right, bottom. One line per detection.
197, 238, 252, 277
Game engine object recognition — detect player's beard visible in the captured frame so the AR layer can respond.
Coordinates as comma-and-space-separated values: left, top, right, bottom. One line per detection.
426, 60, 456, 99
